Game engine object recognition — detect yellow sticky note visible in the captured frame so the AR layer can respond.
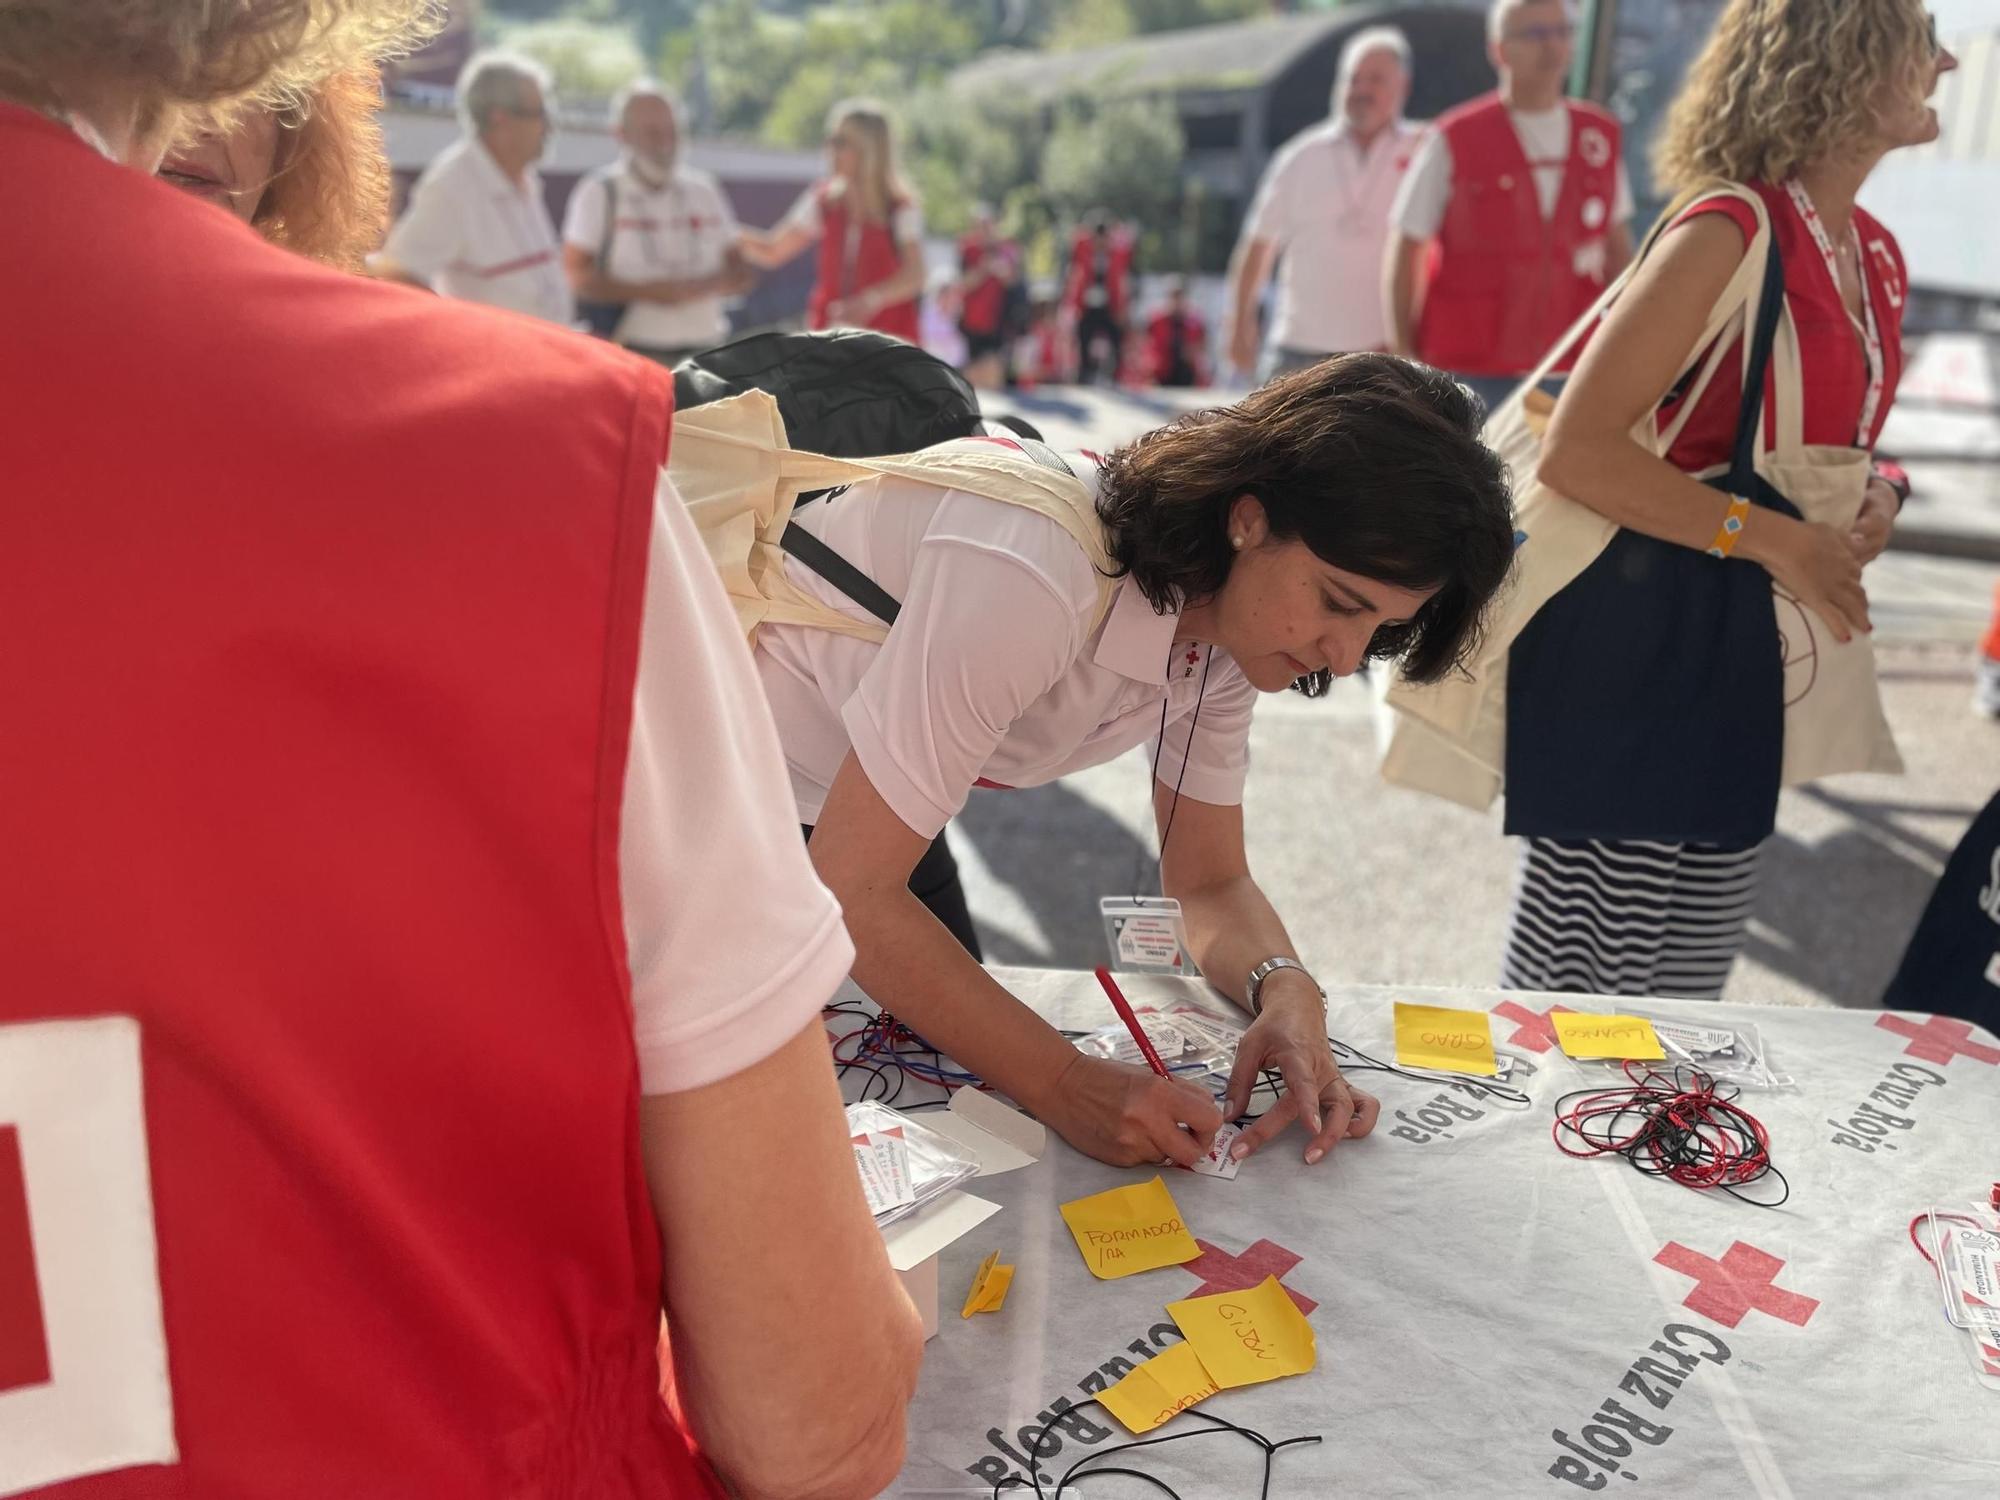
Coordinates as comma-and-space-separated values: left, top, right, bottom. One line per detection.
1166, 1274, 1316, 1389
1059, 1175, 1200, 1280
1099, 1340, 1220, 1433
960, 1251, 1014, 1318
1551, 1012, 1666, 1061
1393, 1002, 1498, 1076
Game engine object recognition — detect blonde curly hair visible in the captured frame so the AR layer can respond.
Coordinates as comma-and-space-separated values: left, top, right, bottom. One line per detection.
254, 68, 393, 270
1655, 0, 1935, 191
0, 0, 436, 130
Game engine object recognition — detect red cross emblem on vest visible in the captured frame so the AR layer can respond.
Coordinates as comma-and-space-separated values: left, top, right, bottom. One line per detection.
1654, 1241, 1819, 1329
1876, 1013, 2000, 1067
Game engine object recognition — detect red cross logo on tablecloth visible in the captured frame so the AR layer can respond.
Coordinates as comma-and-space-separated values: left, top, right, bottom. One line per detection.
1654, 1241, 1819, 1329
1876, 1013, 2000, 1067
1492, 1000, 1574, 1053
1177, 1238, 1316, 1316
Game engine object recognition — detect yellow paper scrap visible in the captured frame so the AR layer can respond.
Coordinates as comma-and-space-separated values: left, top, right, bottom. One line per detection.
1551, 1012, 1666, 1060
1166, 1274, 1316, 1389
960, 1250, 1014, 1318
1393, 1002, 1498, 1076
1059, 1175, 1200, 1280
1099, 1341, 1221, 1433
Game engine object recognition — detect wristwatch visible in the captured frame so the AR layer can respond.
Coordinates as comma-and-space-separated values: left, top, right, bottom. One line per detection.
1872, 460, 1911, 512
1245, 956, 1326, 1018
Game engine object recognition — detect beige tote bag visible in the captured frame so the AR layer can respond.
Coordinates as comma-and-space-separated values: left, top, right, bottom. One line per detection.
1381, 183, 1899, 808
668, 388, 1117, 646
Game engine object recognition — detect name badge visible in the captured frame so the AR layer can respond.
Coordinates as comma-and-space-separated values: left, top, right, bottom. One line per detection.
1099, 895, 1191, 974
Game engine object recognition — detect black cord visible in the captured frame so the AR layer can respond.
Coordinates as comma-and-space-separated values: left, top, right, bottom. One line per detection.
1327, 1036, 1534, 1108
1127, 647, 1213, 899
996, 1397, 1324, 1500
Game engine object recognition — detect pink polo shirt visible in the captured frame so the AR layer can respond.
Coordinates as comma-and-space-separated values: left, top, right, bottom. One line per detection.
753, 470, 1258, 840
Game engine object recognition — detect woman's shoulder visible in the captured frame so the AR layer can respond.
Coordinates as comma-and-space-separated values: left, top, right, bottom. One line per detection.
1664, 179, 1772, 245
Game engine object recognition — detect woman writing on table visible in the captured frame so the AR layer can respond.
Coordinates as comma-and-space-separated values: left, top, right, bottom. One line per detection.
737, 99, 925, 341
755, 355, 1513, 1167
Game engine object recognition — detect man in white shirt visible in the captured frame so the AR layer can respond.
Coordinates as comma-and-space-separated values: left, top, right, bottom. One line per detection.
562, 80, 752, 363
374, 51, 575, 326
1384, 0, 1633, 413
1227, 27, 1418, 380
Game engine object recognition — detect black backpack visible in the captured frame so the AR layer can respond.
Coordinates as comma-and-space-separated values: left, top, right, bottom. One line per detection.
672, 328, 1037, 459
671, 329, 1047, 626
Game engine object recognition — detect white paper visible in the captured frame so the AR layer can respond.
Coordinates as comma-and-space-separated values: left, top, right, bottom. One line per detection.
923, 1089, 1046, 1177
881, 1190, 1003, 1274
1188, 1122, 1243, 1179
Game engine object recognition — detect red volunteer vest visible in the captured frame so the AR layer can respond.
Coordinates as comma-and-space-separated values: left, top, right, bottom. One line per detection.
1415, 94, 1622, 376
1063, 229, 1134, 320
808, 184, 921, 342
0, 102, 723, 1500
958, 232, 1008, 334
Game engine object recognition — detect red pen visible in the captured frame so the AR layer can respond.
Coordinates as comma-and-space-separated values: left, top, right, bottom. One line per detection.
1094, 966, 1171, 1077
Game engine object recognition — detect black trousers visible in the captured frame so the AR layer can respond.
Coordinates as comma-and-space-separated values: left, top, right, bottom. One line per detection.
800, 824, 983, 961
1075, 308, 1123, 384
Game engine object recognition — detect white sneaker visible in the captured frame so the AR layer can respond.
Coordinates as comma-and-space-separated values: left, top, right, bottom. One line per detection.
1976, 654, 2000, 718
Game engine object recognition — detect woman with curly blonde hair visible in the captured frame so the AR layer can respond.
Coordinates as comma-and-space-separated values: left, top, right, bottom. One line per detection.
1493, 0, 1956, 1000
2, 2, 926, 1495
159, 67, 392, 269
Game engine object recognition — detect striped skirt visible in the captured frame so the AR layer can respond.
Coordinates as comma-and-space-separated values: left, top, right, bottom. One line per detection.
1500, 838, 1763, 1000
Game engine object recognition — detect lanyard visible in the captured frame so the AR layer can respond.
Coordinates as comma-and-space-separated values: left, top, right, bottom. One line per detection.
1783, 178, 1883, 445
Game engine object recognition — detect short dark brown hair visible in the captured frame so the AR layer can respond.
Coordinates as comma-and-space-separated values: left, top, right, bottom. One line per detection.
1094, 354, 1514, 689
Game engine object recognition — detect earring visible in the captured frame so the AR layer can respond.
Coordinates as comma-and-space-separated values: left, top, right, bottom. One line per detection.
1230, 534, 1245, 550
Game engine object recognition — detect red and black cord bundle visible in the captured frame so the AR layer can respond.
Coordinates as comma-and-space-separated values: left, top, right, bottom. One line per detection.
1552, 1061, 1789, 1207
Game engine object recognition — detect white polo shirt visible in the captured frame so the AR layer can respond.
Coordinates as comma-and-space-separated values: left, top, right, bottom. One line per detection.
384, 138, 574, 326
562, 159, 740, 351
622, 471, 854, 1093
1246, 117, 1420, 354
752, 471, 1259, 840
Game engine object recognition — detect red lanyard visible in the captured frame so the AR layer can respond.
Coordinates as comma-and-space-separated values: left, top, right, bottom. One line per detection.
1783, 179, 1883, 445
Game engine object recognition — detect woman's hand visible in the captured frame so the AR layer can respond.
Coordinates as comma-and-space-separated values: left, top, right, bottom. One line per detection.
1747, 512, 1871, 643
1219, 979, 1380, 1166
1038, 1053, 1223, 1168
1848, 477, 1899, 566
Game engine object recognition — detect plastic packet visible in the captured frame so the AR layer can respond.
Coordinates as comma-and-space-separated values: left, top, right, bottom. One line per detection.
1073, 1004, 1237, 1077
843, 1100, 981, 1229
1924, 1204, 2000, 1331
1617, 1010, 1794, 1089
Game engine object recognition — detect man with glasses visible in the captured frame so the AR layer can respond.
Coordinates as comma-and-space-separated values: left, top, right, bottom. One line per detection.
1384, 0, 1632, 413
375, 51, 574, 325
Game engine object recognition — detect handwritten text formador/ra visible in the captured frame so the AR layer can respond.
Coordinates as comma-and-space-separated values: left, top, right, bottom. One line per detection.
1082, 1219, 1187, 1245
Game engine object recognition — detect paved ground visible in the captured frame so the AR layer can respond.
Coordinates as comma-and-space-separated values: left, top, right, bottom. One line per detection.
956, 380, 2000, 1012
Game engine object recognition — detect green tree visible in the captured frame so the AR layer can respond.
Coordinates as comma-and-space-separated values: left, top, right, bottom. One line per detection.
493, 13, 647, 101
1039, 94, 1184, 227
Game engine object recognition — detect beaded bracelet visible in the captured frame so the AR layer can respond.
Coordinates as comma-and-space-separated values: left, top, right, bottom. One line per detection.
1706, 495, 1752, 559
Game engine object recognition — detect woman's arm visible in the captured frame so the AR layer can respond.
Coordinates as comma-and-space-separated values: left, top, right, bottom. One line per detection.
643, 1018, 923, 1500
1538, 214, 1871, 642
1159, 788, 1380, 1165
811, 754, 1221, 1166
828, 235, 927, 325
738, 219, 818, 270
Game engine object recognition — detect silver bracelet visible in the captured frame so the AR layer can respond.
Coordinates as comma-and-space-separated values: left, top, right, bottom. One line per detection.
1245, 955, 1326, 1017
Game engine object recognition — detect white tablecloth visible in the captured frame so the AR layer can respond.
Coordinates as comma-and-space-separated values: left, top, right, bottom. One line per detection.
841, 968, 2000, 1498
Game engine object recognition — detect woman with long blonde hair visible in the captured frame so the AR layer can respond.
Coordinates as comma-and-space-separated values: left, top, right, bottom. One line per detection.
1494, 0, 1956, 999
739, 97, 927, 341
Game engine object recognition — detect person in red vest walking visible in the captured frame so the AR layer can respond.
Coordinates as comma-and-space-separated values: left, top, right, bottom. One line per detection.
1384, 0, 1634, 414
1143, 280, 1210, 388
954, 205, 1017, 388
0, 3, 922, 1496
739, 98, 926, 343
1062, 211, 1137, 385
